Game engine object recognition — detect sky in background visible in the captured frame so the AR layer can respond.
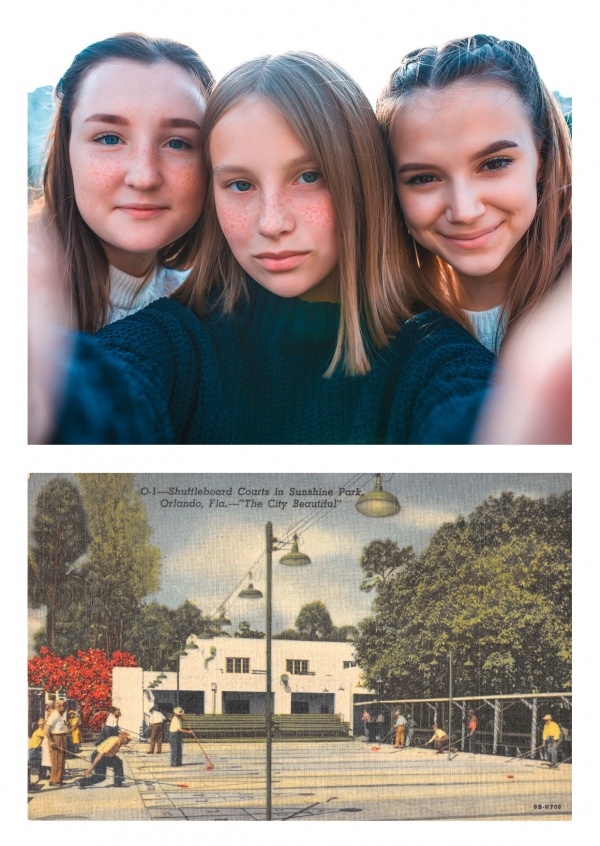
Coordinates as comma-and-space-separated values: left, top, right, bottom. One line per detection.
23, 0, 573, 100
28, 473, 570, 642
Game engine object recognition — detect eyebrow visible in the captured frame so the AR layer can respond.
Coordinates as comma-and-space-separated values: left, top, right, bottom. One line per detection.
397, 140, 519, 174
213, 154, 317, 177
83, 114, 202, 130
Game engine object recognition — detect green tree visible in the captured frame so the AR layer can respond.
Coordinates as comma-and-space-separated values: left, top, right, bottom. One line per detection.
354, 490, 571, 699
359, 540, 415, 592
124, 602, 176, 670
273, 627, 304, 640
75, 474, 161, 653
295, 600, 334, 640
234, 621, 265, 638
28, 477, 90, 651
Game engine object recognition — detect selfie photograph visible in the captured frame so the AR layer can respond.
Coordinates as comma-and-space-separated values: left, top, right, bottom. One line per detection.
26, 1, 572, 445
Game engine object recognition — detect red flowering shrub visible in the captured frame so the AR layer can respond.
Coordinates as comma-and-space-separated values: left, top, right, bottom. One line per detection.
28, 646, 137, 730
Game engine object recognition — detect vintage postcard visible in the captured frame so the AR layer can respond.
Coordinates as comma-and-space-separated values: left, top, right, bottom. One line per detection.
27, 472, 571, 822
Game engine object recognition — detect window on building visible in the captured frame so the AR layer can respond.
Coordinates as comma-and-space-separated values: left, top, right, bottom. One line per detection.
286, 659, 309, 675
226, 657, 250, 673
343, 661, 357, 669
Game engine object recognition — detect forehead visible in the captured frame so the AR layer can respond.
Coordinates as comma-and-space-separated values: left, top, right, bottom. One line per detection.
211, 96, 308, 156
391, 80, 534, 159
73, 59, 206, 118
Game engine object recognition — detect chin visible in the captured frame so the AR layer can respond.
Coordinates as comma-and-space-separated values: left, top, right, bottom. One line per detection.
449, 254, 511, 278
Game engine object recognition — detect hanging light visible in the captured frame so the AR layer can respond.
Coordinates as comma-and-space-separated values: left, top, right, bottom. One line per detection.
279, 534, 311, 566
239, 572, 264, 599
216, 607, 232, 627
464, 657, 474, 669
355, 474, 401, 518
184, 642, 199, 651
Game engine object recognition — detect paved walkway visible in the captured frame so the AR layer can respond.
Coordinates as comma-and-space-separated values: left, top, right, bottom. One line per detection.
28, 738, 571, 821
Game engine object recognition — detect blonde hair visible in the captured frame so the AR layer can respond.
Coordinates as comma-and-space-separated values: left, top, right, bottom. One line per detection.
377, 34, 572, 347
175, 51, 410, 376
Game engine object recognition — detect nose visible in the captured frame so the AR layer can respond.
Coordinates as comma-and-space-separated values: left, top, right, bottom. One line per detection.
124, 144, 163, 191
257, 189, 294, 238
445, 180, 486, 225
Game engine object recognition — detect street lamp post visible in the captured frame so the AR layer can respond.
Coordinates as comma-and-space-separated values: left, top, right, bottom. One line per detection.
265, 521, 274, 822
240, 476, 400, 821
448, 649, 453, 761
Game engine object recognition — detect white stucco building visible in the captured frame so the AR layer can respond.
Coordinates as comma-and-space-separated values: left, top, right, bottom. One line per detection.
113, 636, 370, 736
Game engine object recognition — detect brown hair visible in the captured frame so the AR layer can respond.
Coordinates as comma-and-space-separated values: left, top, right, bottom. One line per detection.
39, 32, 214, 332
377, 34, 572, 347
175, 51, 410, 376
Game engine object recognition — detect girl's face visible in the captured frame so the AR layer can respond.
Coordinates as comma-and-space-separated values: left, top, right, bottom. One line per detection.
69, 59, 207, 277
390, 80, 540, 306
210, 96, 339, 302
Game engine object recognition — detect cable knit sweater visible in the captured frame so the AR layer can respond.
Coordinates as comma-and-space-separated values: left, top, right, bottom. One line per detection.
55, 280, 495, 444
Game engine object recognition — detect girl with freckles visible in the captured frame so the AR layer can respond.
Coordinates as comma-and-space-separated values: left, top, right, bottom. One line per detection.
377, 34, 571, 354
30, 32, 214, 332
38, 51, 496, 445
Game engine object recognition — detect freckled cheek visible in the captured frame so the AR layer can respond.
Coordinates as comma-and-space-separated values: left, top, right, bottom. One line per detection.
302, 195, 335, 229
299, 195, 338, 248
172, 159, 208, 215
70, 157, 123, 207
215, 201, 254, 249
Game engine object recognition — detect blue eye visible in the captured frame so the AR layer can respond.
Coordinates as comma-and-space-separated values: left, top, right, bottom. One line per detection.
230, 180, 253, 193
95, 134, 121, 146
298, 171, 320, 184
167, 138, 190, 150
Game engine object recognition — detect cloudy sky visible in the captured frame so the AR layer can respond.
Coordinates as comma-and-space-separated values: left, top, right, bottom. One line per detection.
28, 473, 570, 639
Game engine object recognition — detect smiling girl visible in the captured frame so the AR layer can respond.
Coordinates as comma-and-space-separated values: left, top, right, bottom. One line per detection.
34, 51, 495, 445
31, 33, 214, 331
377, 34, 571, 352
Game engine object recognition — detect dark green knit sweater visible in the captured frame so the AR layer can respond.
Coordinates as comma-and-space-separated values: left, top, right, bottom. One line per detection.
55, 280, 495, 444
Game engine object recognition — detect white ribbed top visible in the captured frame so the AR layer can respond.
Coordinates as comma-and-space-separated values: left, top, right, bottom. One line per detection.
465, 304, 504, 354
107, 264, 189, 324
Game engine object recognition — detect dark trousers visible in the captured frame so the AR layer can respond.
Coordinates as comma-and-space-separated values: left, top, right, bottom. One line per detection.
79, 749, 124, 786
97, 725, 119, 744
149, 722, 163, 753
170, 731, 183, 766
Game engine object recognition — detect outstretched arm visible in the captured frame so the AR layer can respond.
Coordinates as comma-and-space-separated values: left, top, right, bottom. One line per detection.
475, 271, 572, 445
50, 299, 213, 444
28, 206, 73, 444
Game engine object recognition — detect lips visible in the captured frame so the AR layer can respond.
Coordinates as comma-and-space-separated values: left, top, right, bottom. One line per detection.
118, 204, 168, 219
440, 224, 502, 250
253, 251, 309, 272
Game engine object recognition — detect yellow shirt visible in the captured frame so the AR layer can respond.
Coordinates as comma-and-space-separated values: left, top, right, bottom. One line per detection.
69, 716, 81, 744
29, 728, 46, 749
96, 736, 122, 757
429, 728, 448, 743
542, 721, 560, 741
